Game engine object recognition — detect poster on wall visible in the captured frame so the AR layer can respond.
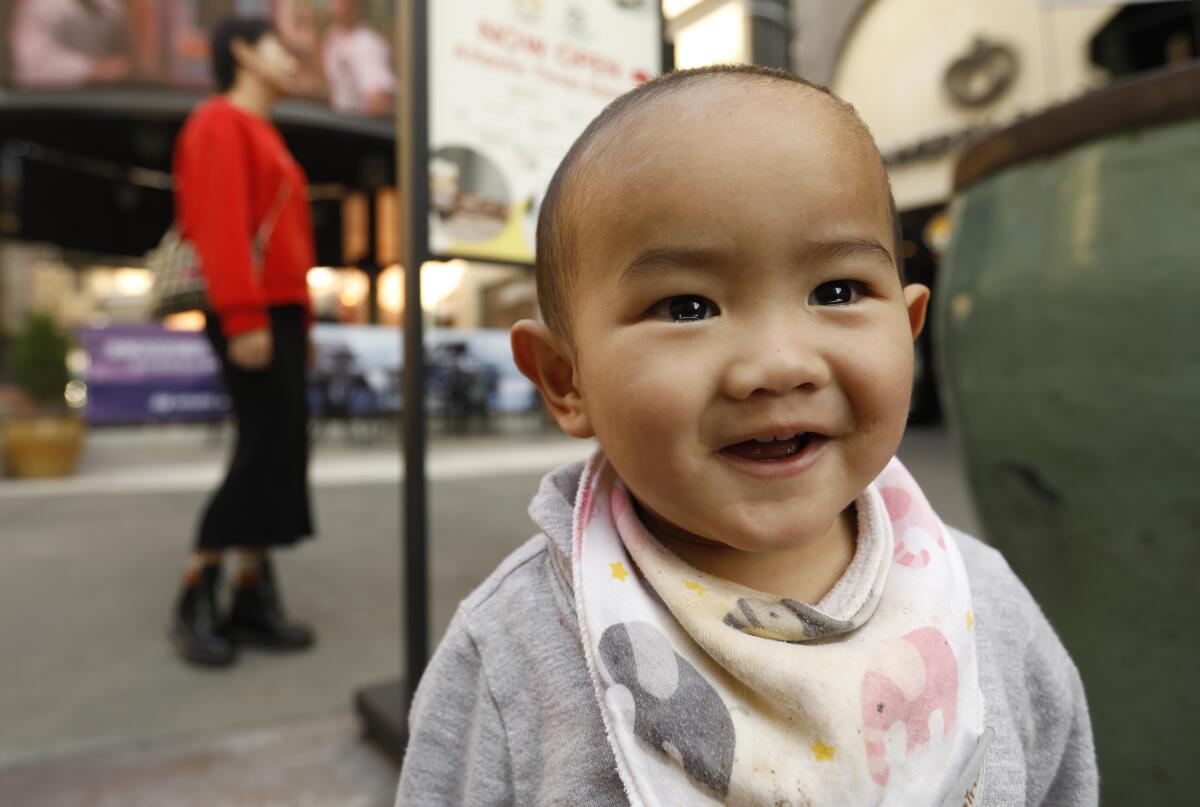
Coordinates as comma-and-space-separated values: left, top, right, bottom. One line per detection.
1035, 1, 1169, 6
1, 0, 395, 119
427, 0, 661, 264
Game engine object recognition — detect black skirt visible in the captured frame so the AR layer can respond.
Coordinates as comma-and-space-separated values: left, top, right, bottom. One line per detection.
196, 305, 314, 549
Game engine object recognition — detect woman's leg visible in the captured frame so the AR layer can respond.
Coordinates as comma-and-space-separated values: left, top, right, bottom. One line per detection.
196, 312, 276, 548
257, 305, 314, 546
225, 307, 315, 649
171, 312, 263, 666
173, 308, 316, 662
201, 306, 313, 548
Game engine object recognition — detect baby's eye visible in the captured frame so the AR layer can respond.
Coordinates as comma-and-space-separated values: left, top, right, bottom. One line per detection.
809, 280, 866, 306
651, 295, 720, 323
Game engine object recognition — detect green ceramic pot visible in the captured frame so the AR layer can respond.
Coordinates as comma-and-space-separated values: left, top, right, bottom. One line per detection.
937, 64, 1200, 804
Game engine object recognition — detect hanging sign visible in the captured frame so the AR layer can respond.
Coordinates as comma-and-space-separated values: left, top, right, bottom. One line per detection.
428, 0, 661, 264
1036, 1, 1176, 6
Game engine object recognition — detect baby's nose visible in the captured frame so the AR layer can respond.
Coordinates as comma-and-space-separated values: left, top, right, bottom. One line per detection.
720, 333, 831, 400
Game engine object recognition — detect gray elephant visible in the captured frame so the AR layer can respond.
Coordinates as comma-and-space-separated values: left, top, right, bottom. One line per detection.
598, 621, 736, 798
723, 596, 855, 641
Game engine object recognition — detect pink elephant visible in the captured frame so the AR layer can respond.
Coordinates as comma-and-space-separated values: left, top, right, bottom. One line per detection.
879, 485, 946, 568
860, 626, 959, 786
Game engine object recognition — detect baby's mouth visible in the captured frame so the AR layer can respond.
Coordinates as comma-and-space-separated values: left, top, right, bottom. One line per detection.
722, 432, 817, 461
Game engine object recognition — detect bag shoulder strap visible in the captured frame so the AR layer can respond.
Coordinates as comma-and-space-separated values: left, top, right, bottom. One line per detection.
254, 179, 292, 251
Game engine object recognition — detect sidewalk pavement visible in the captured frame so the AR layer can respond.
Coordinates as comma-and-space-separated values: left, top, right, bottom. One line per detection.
0, 423, 597, 806
0, 420, 593, 499
0, 711, 397, 807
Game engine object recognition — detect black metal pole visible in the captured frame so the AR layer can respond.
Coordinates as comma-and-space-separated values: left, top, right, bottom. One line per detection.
365, 191, 380, 325
400, 0, 431, 700
353, 0, 430, 758
1192, 2, 1200, 60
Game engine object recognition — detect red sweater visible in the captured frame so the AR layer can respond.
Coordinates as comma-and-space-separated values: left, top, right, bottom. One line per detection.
173, 97, 314, 336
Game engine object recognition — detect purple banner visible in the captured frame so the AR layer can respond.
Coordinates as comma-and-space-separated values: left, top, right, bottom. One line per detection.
80, 323, 540, 426
82, 325, 227, 425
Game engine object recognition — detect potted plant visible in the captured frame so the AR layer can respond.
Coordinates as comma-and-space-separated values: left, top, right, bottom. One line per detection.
1, 313, 85, 478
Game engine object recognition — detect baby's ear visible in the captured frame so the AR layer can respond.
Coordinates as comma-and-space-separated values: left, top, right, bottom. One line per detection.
903, 283, 931, 341
510, 320, 594, 439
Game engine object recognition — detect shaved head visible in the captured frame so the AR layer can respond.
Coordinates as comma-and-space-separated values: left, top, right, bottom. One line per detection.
535, 64, 902, 342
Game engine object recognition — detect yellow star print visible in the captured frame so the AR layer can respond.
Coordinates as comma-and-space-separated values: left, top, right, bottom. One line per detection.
610, 562, 629, 582
966, 610, 975, 631
683, 580, 706, 596
811, 739, 836, 762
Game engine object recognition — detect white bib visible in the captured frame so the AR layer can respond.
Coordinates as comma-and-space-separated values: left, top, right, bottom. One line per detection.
573, 452, 990, 806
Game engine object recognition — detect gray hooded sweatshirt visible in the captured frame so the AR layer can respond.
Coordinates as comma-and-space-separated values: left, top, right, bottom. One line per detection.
396, 462, 1098, 806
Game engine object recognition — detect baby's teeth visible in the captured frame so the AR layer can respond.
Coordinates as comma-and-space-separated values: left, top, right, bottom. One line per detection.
752, 433, 804, 443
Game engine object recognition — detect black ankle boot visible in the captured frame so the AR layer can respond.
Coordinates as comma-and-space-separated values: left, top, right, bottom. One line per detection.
171, 564, 238, 667
229, 559, 315, 651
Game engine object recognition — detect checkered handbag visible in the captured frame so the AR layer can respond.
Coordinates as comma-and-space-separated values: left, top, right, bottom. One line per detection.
149, 183, 291, 319
147, 226, 204, 318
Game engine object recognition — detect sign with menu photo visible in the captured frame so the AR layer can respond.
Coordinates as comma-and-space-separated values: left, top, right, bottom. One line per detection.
427, 0, 661, 264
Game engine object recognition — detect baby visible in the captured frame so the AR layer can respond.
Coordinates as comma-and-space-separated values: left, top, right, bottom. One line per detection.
397, 66, 1097, 807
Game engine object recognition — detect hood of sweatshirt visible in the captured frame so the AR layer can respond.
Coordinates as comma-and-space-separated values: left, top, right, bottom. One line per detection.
528, 458, 588, 589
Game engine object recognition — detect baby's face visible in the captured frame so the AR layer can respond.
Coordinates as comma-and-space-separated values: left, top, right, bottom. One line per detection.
568, 81, 928, 554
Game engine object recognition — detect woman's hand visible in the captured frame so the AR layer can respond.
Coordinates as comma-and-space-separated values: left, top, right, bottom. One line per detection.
229, 328, 273, 370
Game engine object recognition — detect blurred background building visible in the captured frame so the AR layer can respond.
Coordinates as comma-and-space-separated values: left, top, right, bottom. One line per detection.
0, 0, 545, 431
3, 0, 1192, 426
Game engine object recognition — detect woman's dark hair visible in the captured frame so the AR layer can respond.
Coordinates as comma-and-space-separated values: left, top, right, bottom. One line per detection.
210, 16, 276, 92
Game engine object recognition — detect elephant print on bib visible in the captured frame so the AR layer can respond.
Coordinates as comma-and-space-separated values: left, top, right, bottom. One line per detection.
860, 626, 959, 786
723, 595, 855, 641
598, 621, 736, 798
879, 485, 946, 568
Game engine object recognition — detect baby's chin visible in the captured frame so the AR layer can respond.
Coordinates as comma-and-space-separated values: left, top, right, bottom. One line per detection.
713, 521, 844, 555
653, 506, 847, 556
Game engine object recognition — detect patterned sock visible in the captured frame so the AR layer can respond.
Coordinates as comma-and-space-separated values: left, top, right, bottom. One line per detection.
183, 551, 222, 586
236, 550, 267, 588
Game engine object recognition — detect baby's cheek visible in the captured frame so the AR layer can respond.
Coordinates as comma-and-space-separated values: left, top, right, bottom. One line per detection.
588, 384, 682, 475
844, 358, 913, 470
848, 344, 913, 421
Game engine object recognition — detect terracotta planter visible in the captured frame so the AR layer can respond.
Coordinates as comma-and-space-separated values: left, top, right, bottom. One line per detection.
937, 63, 1200, 803
2, 415, 86, 478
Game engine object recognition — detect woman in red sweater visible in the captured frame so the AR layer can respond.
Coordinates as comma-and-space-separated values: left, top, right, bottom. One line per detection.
170, 16, 316, 667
